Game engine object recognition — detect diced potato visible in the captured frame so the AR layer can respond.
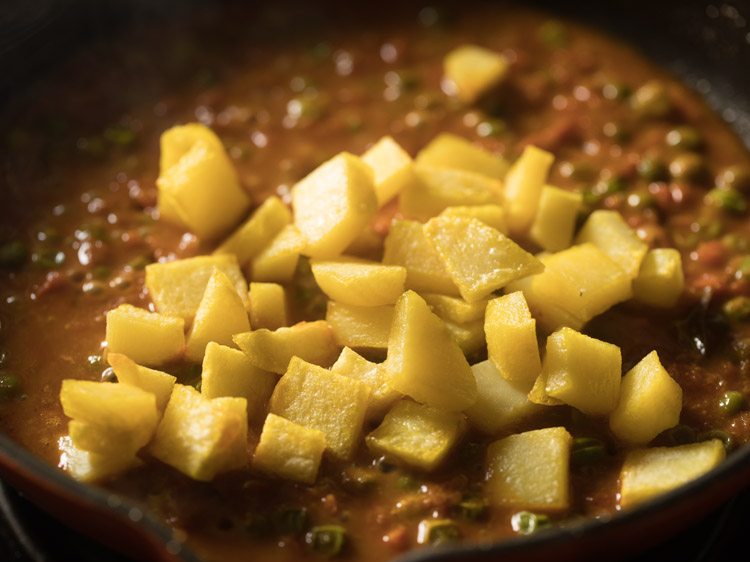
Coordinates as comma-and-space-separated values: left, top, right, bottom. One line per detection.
527, 373, 564, 407
201, 342, 277, 420
145, 254, 249, 321
382, 219, 459, 296
250, 224, 306, 283
361, 136, 416, 206
151, 384, 247, 481
633, 249, 684, 308
326, 302, 394, 351
248, 282, 288, 330
575, 210, 648, 279
416, 133, 509, 179
400, 165, 503, 221
485, 292, 541, 390
530, 186, 582, 252
344, 225, 384, 259
504, 145, 555, 235
105, 304, 185, 366
443, 45, 509, 104
252, 413, 327, 484
619, 441, 726, 508
58, 436, 140, 483
157, 123, 250, 240
439, 204, 507, 233
423, 294, 488, 324
386, 291, 476, 412
233, 321, 339, 374
107, 353, 176, 412
269, 357, 370, 460
185, 269, 251, 362
609, 351, 682, 445
292, 152, 377, 258
465, 360, 541, 434
444, 319, 485, 356
423, 216, 544, 302
486, 427, 572, 511
330, 347, 400, 420
311, 260, 406, 307
506, 244, 632, 332
213, 196, 291, 265
538, 327, 622, 416
366, 399, 463, 471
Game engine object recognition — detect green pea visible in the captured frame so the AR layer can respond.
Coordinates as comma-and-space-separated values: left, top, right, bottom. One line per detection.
697, 429, 735, 452
31, 249, 65, 269
418, 519, 460, 545
537, 20, 568, 48
627, 187, 656, 210
306, 525, 346, 557
637, 157, 669, 182
81, 280, 106, 295
571, 437, 607, 465
669, 153, 707, 183
127, 254, 152, 271
0, 373, 21, 401
511, 511, 551, 535
717, 164, 750, 193
275, 507, 309, 535
708, 187, 747, 213
631, 81, 671, 118
0, 241, 28, 269
92, 265, 111, 280
476, 118, 506, 138
666, 126, 702, 150
723, 235, 750, 253
723, 296, 750, 321
718, 390, 745, 416
103, 125, 136, 148
457, 497, 487, 521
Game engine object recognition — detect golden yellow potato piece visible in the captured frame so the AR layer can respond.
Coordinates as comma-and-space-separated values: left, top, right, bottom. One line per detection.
151, 384, 247, 481
386, 291, 476, 412
366, 399, 463, 471
105, 304, 185, 367
443, 45, 509, 104
632, 249, 685, 308
145, 254, 249, 321
292, 152, 377, 258
485, 292, 541, 390
609, 351, 682, 445
619, 440, 725, 509
383, 219, 459, 296
213, 196, 291, 265
423, 294, 488, 324
185, 269, 251, 362
58, 436, 140, 483
311, 260, 406, 307
530, 186, 583, 252
252, 413, 327, 484
439, 204, 507, 233
233, 321, 339, 374
424, 216, 544, 302
504, 145, 555, 235
107, 353, 176, 412
201, 342, 276, 421
415, 133, 509, 179
248, 282, 288, 330
331, 347, 400, 420
326, 302, 395, 351
486, 427, 571, 511
157, 123, 250, 240
361, 136, 416, 206
575, 210, 648, 279
444, 319, 486, 356
250, 224, 306, 283
344, 225, 385, 260
269, 357, 370, 460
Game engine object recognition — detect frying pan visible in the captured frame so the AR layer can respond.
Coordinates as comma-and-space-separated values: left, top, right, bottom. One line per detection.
1, 0, 750, 560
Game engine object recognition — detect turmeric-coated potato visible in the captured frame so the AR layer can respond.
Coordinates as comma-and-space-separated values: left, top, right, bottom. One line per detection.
416, 133, 509, 179
361, 136, 416, 206
443, 46, 509, 104
107, 353, 176, 412
250, 225, 306, 284
106, 304, 185, 367
330, 347, 400, 420
503, 145, 555, 235
326, 302, 395, 352
632, 249, 684, 308
248, 282, 288, 330
575, 210, 648, 279
311, 260, 406, 307
529, 186, 582, 252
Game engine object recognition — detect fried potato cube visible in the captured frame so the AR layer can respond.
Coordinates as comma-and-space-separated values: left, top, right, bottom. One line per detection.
530, 186, 582, 252
233, 321, 339, 374
331, 347, 400, 420
269, 357, 370, 460
361, 136, 416, 206
383, 219, 459, 296
345, 225, 385, 260
157, 123, 250, 240
465, 360, 541, 434
400, 165, 503, 221
326, 302, 395, 351
619, 440, 725, 508
145, 254, 249, 321
415, 133, 509, 179
609, 351, 682, 445
485, 292, 541, 390
248, 282, 288, 330
632, 249, 685, 308
575, 210, 648, 279
424, 216, 544, 302
423, 294, 488, 324
250, 224, 306, 283
507, 244, 632, 332
185, 269, 251, 362
58, 436, 140, 483
539, 327, 622, 416
252, 413, 326, 484
486, 427, 572, 511
439, 204, 507, 233
504, 145, 555, 235
311, 260, 406, 307
107, 353, 176, 412
443, 45, 509, 104
151, 384, 248, 481
213, 196, 291, 265
386, 291, 477, 411
444, 319, 485, 356
201, 342, 277, 421
366, 399, 463, 471
292, 152, 377, 258
105, 304, 185, 366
